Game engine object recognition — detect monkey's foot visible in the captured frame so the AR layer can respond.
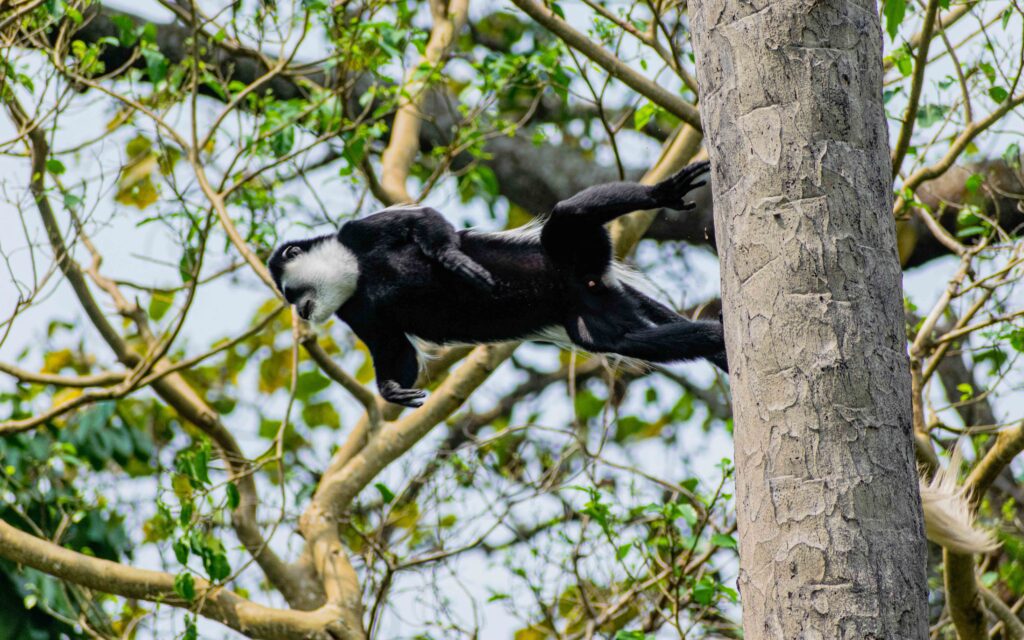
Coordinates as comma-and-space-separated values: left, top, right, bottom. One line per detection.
654, 160, 710, 211
440, 251, 496, 289
380, 381, 427, 408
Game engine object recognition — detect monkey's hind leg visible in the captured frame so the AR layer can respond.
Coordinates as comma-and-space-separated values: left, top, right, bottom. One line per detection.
572, 317, 729, 372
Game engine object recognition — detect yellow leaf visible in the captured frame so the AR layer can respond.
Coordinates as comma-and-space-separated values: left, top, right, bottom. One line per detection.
105, 106, 134, 131
51, 387, 82, 410
514, 627, 550, 640
115, 175, 159, 209
42, 349, 73, 373
171, 474, 193, 500
386, 501, 420, 530
116, 136, 160, 210
354, 340, 375, 384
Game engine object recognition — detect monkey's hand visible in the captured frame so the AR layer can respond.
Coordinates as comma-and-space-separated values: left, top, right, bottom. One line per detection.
437, 250, 496, 289
652, 160, 710, 211
380, 380, 427, 408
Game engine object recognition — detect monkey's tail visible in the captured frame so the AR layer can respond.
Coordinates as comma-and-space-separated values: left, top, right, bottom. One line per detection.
919, 449, 998, 555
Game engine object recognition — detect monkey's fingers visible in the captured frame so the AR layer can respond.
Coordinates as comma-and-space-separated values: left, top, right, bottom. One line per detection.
457, 260, 496, 288
380, 383, 427, 408
439, 251, 496, 288
657, 165, 709, 208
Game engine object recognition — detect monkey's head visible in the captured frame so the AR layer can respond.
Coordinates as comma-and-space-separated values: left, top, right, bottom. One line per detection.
268, 233, 360, 324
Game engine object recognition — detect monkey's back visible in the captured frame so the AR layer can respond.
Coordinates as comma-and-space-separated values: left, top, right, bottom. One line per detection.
366, 230, 570, 345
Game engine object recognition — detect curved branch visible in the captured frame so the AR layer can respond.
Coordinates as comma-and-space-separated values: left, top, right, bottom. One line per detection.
0, 363, 125, 388
982, 587, 1024, 640
0, 519, 346, 640
2, 89, 317, 611
944, 548, 989, 640
507, 0, 701, 130
890, 0, 940, 176
379, 0, 470, 203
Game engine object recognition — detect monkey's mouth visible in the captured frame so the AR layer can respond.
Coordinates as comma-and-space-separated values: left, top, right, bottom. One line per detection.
298, 299, 315, 321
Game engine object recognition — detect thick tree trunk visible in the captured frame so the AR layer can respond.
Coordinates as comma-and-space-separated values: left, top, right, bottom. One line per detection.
690, 1, 929, 638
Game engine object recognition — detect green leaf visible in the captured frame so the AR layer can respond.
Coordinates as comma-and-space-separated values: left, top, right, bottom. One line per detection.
1008, 329, 1024, 353
677, 502, 699, 526
883, 0, 906, 40
691, 577, 716, 605
179, 246, 199, 283
173, 539, 189, 564
614, 632, 654, 640
979, 62, 997, 84
111, 14, 138, 47
1003, 142, 1021, 169
226, 482, 240, 510
148, 291, 174, 321
634, 102, 662, 130
375, 482, 395, 504
205, 551, 231, 582
711, 533, 738, 549
956, 225, 987, 238
192, 446, 209, 485
270, 127, 295, 157
63, 192, 82, 209
46, 158, 65, 175
965, 173, 984, 194
141, 23, 157, 45
295, 370, 331, 400
302, 401, 340, 430
916, 104, 949, 127
174, 572, 196, 600
616, 543, 631, 561
141, 48, 168, 84
886, 47, 913, 77
989, 86, 1009, 103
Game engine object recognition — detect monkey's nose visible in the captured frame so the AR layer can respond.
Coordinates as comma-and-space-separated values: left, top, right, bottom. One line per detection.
283, 286, 308, 305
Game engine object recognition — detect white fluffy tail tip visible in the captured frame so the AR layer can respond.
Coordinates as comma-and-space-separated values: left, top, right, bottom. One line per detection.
920, 460, 998, 555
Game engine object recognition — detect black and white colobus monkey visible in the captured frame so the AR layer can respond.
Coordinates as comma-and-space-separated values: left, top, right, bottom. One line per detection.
268, 161, 726, 408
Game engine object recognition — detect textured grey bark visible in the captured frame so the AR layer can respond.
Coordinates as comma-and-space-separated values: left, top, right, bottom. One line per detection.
690, 1, 929, 638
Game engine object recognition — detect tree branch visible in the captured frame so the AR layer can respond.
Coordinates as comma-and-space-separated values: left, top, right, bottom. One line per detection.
379, 0, 469, 203
3, 88, 318, 611
507, 0, 701, 130
944, 548, 989, 640
0, 520, 346, 640
890, 0, 940, 176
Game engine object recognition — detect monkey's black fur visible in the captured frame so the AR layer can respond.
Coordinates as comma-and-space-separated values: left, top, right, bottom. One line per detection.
269, 161, 726, 407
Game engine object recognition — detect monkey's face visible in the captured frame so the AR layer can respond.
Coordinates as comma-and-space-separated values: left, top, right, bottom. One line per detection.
268, 234, 360, 324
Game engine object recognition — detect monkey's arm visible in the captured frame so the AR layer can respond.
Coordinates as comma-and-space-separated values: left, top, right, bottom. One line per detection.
407, 207, 494, 288
365, 332, 426, 408
342, 207, 493, 288
547, 161, 709, 227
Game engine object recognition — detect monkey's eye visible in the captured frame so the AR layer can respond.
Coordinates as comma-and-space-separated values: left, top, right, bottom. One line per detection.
282, 246, 303, 260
